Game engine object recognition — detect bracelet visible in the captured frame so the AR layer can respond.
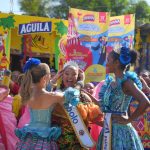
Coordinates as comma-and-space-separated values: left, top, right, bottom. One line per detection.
50, 80, 57, 87
76, 81, 84, 88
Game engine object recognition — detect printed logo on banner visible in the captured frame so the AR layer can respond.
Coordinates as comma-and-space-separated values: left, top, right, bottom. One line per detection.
83, 14, 95, 22
99, 12, 106, 23
124, 15, 131, 24
18, 22, 52, 35
110, 19, 120, 26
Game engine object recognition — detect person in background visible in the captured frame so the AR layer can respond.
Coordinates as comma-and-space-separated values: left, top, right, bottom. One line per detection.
84, 82, 95, 96
83, 82, 103, 150
139, 70, 150, 97
50, 68, 57, 79
9, 70, 20, 96
12, 74, 24, 120
0, 84, 18, 150
15, 58, 80, 150
46, 68, 58, 92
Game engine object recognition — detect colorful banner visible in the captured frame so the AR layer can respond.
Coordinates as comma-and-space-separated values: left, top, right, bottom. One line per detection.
65, 8, 110, 83
107, 14, 135, 52
130, 102, 150, 148
55, 20, 68, 70
0, 13, 68, 69
0, 30, 10, 69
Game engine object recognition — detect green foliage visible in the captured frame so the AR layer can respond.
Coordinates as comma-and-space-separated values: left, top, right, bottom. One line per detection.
55, 21, 67, 36
125, 0, 150, 24
0, 16, 15, 30
19, 0, 150, 24
19, 0, 49, 17
135, 1, 150, 22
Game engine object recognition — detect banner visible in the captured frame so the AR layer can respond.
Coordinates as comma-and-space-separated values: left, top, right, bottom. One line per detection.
18, 22, 52, 35
0, 13, 68, 69
65, 8, 110, 83
130, 102, 150, 149
107, 14, 135, 52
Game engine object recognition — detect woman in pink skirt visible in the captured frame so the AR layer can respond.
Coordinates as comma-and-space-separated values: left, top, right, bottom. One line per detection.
0, 85, 18, 150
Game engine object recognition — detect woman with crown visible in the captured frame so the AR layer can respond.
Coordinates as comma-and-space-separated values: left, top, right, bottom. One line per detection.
96, 47, 150, 150
51, 60, 103, 150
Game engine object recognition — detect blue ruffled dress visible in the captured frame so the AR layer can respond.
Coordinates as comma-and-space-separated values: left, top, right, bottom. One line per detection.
15, 107, 61, 150
97, 71, 144, 150
15, 87, 80, 150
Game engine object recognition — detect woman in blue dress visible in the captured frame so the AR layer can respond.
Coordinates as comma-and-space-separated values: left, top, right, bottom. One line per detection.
15, 58, 80, 150
96, 47, 150, 150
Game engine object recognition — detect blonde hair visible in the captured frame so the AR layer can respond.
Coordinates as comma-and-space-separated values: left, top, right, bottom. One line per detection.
20, 63, 50, 103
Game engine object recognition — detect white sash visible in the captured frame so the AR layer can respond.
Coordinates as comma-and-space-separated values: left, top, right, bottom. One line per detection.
102, 113, 112, 150
64, 103, 95, 149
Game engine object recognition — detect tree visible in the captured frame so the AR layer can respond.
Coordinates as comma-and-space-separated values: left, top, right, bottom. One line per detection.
19, 0, 150, 24
19, 0, 49, 17
125, 0, 150, 24
47, 0, 112, 19
110, 0, 130, 16
135, 1, 150, 22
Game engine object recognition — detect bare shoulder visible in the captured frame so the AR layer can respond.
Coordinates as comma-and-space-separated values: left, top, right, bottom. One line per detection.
45, 91, 64, 105
123, 79, 135, 88
122, 79, 140, 96
47, 91, 64, 98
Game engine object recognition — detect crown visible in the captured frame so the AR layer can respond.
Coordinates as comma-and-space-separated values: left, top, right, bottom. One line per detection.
63, 60, 79, 69
113, 44, 121, 54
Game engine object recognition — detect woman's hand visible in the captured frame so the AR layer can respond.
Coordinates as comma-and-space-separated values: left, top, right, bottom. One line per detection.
51, 69, 64, 84
78, 69, 85, 82
112, 114, 130, 125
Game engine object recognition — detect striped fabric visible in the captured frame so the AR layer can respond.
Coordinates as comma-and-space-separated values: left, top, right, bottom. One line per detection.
16, 134, 58, 150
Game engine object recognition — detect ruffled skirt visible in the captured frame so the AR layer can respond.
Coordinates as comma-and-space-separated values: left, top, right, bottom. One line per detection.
97, 123, 144, 150
15, 126, 61, 150
0, 96, 18, 150
16, 133, 58, 150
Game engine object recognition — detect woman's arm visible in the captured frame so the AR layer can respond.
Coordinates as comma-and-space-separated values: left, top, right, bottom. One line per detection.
47, 91, 64, 105
0, 86, 9, 101
47, 87, 80, 106
113, 80, 150, 124
125, 80, 149, 121
50, 69, 64, 86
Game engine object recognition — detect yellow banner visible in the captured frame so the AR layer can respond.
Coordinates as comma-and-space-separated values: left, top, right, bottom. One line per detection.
70, 8, 109, 36
0, 13, 68, 68
108, 14, 135, 50
67, 8, 110, 83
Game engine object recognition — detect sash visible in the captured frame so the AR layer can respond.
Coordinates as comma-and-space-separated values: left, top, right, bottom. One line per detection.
102, 113, 112, 150
64, 103, 95, 149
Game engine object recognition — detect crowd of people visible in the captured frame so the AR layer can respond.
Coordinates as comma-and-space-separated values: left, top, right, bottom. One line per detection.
0, 47, 150, 150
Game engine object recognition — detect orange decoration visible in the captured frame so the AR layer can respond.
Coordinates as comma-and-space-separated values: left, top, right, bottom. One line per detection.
77, 102, 104, 125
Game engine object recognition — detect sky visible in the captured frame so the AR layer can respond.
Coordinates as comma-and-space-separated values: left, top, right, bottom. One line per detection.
0, 0, 150, 15
0, 0, 23, 14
